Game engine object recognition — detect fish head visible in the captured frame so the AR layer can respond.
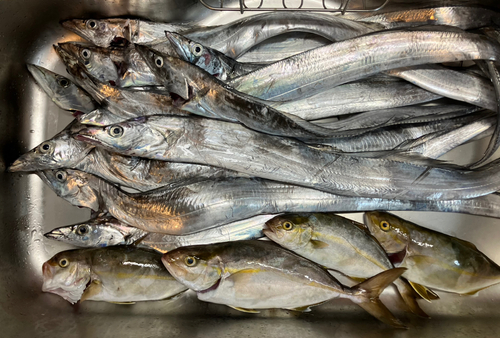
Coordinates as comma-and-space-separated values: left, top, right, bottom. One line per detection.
57, 42, 119, 86
42, 249, 92, 304
26, 64, 95, 113
162, 246, 222, 292
166, 32, 224, 78
263, 214, 313, 250
37, 169, 102, 211
61, 18, 132, 47
45, 215, 139, 247
363, 212, 409, 254
76, 116, 179, 157
8, 131, 94, 172
135, 44, 191, 100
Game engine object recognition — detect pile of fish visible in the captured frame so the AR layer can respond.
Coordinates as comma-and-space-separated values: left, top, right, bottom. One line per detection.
9, 6, 500, 328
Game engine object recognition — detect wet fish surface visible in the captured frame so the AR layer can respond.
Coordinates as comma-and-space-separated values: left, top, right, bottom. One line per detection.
364, 211, 500, 295
162, 240, 407, 327
42, 246, 188, 304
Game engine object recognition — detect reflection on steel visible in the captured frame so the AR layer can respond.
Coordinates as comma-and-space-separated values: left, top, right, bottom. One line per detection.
199, 0, 389, 14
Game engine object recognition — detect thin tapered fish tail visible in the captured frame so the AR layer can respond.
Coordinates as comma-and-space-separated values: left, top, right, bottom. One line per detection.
349, 268, 407, 329
393, 278, 429, 318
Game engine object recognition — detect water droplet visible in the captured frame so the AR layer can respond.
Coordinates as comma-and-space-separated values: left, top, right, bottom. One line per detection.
30, 130, 35, 133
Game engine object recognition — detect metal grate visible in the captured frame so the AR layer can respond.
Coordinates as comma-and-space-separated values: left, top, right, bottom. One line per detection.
199, 0, 390, 15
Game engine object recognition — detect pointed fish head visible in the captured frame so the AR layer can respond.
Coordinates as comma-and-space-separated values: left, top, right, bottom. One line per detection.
27, 64, 95, 113
263, 214, 314, 250
166, 32, 226, 80
78, 108, 126, 126
363, 212, 409, 254
8, 132, 94, 172
45, 215, 135, 247
162, 246, 222, 292
42, 249, 92, 304
76, 116, 178, 158
61, 18, 131, 47
135, 45, 191, 100
37, 169, 101, 211
58, 42, 119, 86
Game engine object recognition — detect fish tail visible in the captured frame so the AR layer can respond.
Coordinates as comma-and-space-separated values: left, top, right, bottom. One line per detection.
350, 267, 407, 329
393, 278, 430, 318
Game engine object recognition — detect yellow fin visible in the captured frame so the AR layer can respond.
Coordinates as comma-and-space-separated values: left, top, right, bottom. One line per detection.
80, 280, 102, 302
462, 285, 491, 296
310, 239, 329, 249
408, 281, 440, 302
108, 301, 136, 305
348, 276, 367, 283
288, 301, 327, 312
229, 306, 260, 313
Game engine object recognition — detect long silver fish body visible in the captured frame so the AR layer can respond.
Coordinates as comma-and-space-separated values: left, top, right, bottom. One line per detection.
77, 115, 500, 201
229, 30, 500, 101
162, 241, 407, 328
27, 64, 96, 113
351, 6, 500, 30
62, 13, 381, 57
317, 113, 494, 154
270, 80, 442, 119
387, 65, 497, 112
37, 168, 500, 234
236, 33, 330, 63
44, 214, 272, 252
42, 246, 188, 304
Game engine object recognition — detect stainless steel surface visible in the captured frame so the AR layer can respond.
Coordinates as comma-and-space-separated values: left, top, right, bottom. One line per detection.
199, 0, 390, 14
1, 1, 500, 337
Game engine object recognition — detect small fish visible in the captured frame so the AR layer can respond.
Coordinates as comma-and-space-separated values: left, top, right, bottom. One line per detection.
263, 213, 430, 317
46, 214, 272, 252
162, 240, 407, 328
42, 246, 187, 304
364, 211, 500, 295
26, 64, 96, 113
44, 214, 148, 247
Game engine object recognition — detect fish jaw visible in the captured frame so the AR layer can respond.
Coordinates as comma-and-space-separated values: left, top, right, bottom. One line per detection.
44, 228, 67, 240
61, 19, 130, 48
27, 64, 57, 99
165, 32, 191, 61
41, 261, 89, 304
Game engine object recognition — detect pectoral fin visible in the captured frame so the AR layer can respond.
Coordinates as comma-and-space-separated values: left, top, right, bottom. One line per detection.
108, 301, 136, 305
310, 239, 329, 249
453, 238, 478, 251
229, 306, 260, 313
80, 280, 102, 302
408, 281, 440, 301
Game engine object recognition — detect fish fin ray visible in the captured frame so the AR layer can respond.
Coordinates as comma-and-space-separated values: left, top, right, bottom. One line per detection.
408, 281, 440, 301
228, 306, 260, 313
310, 239, 329, 249
80, 280, 102, 302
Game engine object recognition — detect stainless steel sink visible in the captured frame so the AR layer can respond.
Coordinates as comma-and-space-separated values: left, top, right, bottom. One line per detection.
2, 0, 500, 336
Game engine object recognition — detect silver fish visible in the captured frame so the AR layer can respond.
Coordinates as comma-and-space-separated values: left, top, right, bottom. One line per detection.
42, 246, 187, 304
387, 64, 497, 112
351, 6, 500, 30
45, 214, 273, 252
44, 214, 148, 247
229, 30, 500, 101
37, 168, 500, 231
27, 64, 96, 113
8, 122, 245, 190
62, 13, 381, 57
76, 115, 500, 201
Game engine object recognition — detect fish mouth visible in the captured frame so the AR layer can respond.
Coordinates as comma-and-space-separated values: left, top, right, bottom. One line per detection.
7, 158, 28, 172
388, 248, 407, 266
75, 131, 106, 147
165, 32, 189, 61
44, 229, 65, 240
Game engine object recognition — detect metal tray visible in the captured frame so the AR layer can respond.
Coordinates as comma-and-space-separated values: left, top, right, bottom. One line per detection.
1, 0, 500, 336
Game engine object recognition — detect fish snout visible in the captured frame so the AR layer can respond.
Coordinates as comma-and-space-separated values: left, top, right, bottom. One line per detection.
44, 229, 65, 240
7, 158, 25, 172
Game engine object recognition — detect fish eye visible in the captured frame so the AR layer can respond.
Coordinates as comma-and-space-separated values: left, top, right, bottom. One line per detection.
184, 256, 197, 267
38, 142, 53, 154
282, 221, 294, 231
55, 170, 67, 182
191, 43, 203, 57
59, 258, 69, 268
108, 125, 124, 138
81, 49, 91, 59
76, 225, 90, 236
380, 221, 390, 231
57, 77, 70, 88
86, 20, 97, 29
155, 56, 163, 68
